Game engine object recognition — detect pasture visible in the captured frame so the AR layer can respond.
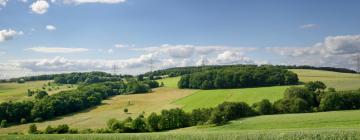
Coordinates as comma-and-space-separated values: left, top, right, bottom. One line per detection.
0, 87, 195, 134
0, 81, 76, 102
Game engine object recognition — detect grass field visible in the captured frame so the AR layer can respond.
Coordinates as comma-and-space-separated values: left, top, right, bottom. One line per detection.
0, 81, 76, 102
177, 110, 360, 132
1, 129, 360, 140
290, 69, 360, 91
0, 87, 196, 134
174, 86, 289, 111
156, 77, 181, 88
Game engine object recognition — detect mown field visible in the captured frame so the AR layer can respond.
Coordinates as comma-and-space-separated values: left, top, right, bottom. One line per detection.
0, 81, 76, 102
0, 87, 195, 134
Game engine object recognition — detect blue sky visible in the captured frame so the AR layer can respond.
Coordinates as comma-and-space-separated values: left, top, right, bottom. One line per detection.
0, 0, 360, 78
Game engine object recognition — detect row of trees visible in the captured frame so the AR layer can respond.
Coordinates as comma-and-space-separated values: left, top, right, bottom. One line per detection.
143, 65, 357, 78
0, 80, 159, 127
0, 71, 133, 84
178, 66, 299, 89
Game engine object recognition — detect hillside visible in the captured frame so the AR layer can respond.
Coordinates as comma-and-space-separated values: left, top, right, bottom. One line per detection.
0, 69, 359, 135
0, 81, 76, 102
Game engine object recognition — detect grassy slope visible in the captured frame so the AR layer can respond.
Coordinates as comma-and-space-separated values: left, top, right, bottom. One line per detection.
173, 69, 360, 111
290, 69, 360, 91
157, 77, 181, 88
177, 110, 360, 132
0, 87, 195, 134
0, 81, 76, 102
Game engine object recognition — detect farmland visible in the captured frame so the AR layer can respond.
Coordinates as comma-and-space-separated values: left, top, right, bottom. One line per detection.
0, 81, 76, 102
0, 69, 359, 139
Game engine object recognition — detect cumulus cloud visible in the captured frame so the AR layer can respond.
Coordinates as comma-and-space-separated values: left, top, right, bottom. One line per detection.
46, 25, 56, 31
30, 0, 49, 14
267, 34, 360, 69
300, 24, 318, 29
114, 44, 133, 48
26, 47, 89, 53
131, 44, 258, 59
63, 0, 126, 4
0, 0, 8, 6
0, 29, 22, 43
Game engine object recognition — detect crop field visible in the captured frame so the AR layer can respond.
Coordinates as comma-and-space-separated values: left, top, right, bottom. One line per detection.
0, 81, 76, 102
0, 87, 196, 134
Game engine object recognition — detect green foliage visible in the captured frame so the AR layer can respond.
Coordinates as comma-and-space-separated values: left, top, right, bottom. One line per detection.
28, 124, 38, 134
253, 99, 273, 115
178, 66, 298, 89
131, 116, 147, 132
34, 91, 48, 99
123, 108, 128, 113
147, 112, 161, 131
158, 108, 191, 130
190, 108, 213, 125
305, 81, 327, 92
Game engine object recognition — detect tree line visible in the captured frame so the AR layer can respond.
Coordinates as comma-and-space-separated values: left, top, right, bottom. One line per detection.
0, 71, 133, 84
22, 81, 360, 134
178, 66, 299, 89
0, 80, 159, 128
143, 64, 357, 78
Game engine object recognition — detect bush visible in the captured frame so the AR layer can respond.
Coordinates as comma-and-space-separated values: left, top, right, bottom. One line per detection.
131, 116, 147, 132
45, 125, 56, 134
158, 108, 190, 130
147, 112, 161, 131
124, 108, 128, 113
320, 92, 344, 111
28, 124, 38, 134
190, 108, 213, 125
107, 118, 124, 132
56, 124, 69, 134
69, 128, 79, 134
208, 109, 227, 125
20, 118, 27, 124
253, 99, 273, 115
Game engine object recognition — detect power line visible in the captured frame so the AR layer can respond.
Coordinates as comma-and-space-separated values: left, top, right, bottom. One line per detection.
112, 64, 117, 75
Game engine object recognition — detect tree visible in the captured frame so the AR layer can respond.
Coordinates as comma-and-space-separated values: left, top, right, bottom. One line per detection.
131, 116, 147, 132
208, 109, 227, 125
253, 99, 273, 115
28, 124, 38, 134
45, 125, 56, 134
56, 124, 69, 134
124, 108, 128, 113
147, 112, 160, 131
320, 92, 344, 111
34, 91, 48, 99
305, 81, 326, 93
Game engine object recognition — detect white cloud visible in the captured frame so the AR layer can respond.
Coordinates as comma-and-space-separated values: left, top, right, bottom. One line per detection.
0, 29, 22, 43
46, 25, 56, 31
26, 47, 89, 53
64, 0, 126, 4
107, 49, 113, 53
114, 44, 133, 48
0, 0, 8, 6
300, 24, 318, 29
213, 51, 254, 65
131, 44, 258, 59
267, 34, 360, 69
30, 0, 49, 14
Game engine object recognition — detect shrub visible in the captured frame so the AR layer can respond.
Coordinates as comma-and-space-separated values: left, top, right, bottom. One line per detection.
131, 116, 147, 132
28, 124, 38, 134
45, 125, 56, 134
147, 112, 161, 131
208, 109, 227, 125
158, 108, 190, 130
124, 108, 128, 113
320, 92, 344, 111
69, 128, 79, 134
56, 124, 69, 134
190, 108, 213, 125
253, 99, 273, 115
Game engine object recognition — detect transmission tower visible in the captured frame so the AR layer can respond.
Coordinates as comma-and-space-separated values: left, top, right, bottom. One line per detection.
112, 64, 117, 75
356, 54, 360, 73
149, 58, 154, 72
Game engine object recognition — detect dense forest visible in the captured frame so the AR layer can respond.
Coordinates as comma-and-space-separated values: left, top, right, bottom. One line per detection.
0, 79, 159, 127
143, 65, 357, 78
178, 66, 299, 89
